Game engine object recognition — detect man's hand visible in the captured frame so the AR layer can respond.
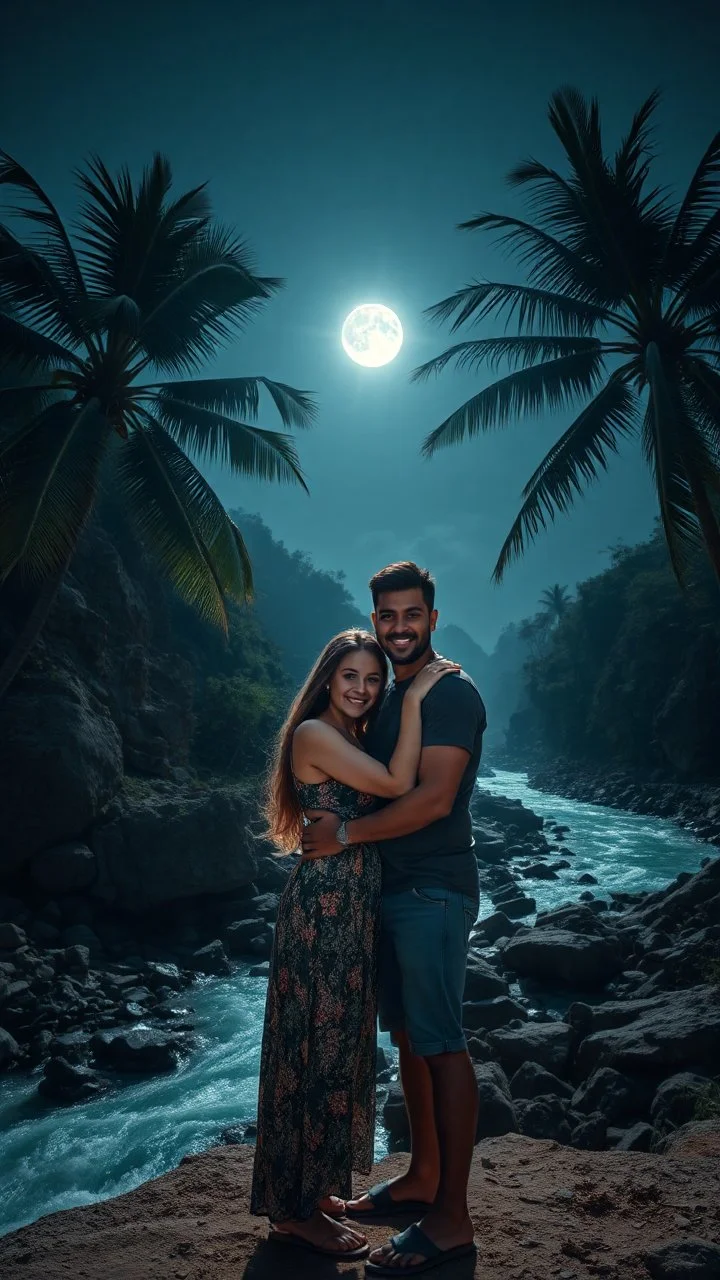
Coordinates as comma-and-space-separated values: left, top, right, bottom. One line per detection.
300, 810, 343, 860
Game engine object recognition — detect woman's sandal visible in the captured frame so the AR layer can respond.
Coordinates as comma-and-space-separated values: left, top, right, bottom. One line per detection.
346, 1180, 435, 1218
269, 1227, 369, 1261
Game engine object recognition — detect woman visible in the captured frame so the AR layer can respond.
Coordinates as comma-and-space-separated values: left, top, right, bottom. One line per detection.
250, 629, 457, 1260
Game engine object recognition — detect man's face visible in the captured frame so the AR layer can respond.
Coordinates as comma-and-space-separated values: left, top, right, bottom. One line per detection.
372, 587, 437, 666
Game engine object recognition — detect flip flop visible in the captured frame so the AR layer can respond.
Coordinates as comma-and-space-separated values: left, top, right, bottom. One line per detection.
365, 1223, 477, 1275
346, 1180, 435, 1218
269, 1228, 369, 1261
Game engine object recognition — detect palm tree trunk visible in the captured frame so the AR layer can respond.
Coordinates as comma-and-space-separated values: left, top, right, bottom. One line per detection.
0, 559, 70, 700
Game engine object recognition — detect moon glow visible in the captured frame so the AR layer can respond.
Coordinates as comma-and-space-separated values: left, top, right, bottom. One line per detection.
341, 303, 404, 367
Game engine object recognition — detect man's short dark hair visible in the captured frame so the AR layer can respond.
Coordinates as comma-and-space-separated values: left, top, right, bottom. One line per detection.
369, 561, 436, 611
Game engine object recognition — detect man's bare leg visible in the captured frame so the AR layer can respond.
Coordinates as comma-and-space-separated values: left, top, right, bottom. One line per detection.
367, 1047, 477, 1268
347, 1031, 440, 1211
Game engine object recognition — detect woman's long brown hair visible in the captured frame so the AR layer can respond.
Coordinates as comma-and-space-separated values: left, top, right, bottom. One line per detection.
265, 629, 388, 852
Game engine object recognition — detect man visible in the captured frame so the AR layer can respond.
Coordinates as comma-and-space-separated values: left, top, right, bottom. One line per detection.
301, 561, 486, 1276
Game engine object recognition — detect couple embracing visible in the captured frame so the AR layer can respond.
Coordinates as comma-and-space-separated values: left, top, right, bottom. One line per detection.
250, 561, 486, 1276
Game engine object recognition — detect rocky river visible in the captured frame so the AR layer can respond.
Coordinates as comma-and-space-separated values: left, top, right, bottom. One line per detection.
1, 769, 717, 1239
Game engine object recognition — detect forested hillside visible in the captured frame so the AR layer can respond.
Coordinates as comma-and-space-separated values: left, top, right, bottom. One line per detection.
507, 529, 720, 778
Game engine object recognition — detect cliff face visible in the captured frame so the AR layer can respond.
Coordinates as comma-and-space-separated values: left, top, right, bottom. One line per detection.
0, 516, 283, 902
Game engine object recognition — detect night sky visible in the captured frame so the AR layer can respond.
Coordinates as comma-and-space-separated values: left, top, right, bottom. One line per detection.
3, 0, 718, 648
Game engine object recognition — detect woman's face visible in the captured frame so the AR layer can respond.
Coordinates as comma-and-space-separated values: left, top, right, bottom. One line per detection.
328, 648, 384, 721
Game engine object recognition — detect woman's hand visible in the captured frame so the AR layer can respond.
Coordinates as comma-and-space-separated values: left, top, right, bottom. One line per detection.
407, 657, 460, 704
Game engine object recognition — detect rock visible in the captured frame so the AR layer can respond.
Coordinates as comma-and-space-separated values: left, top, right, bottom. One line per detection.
473, 1062, 518, 1140
522, 863, 559, 881
224, 919, 270, 954
144, 962, 183, 993
30, 843, 97, 895
49, 1032, 93, 1064
659, 1119, 720, 1155
91, 1028, 183, 1073
516, 1094, 571, 1144
0, 1027, 21, 1067
534, 903, 612, 936
509, 1061, 573, 1101
571, 1067, 650, 1127
249, 964, 270, 978
651, 1073, 712, 1132
501, 896, 537, 919
467, 1035, 493, 1062
463, 996, 528, 1032
243, 893, 280, 922
471, 791, 543, 833
614, 1122, 655, 1152
62, 944, 91, 974
187, 941, 232, 976
487, 1022, 574, 1076
464, 955, 510, 1000
570, 1111, 607, 1150
472, 911, 518, 944
382, 1080, 409, 1143
38, 1055, 107, 1104
503, 929, 622, 988
60, 927, 103, 964
645, 1238, 720, 1279
0, 923, 27, 950
577, 872, 598, 885
575, 986, 720, 1077
27, 920, 61, 947
0, 674, 124, 873
90, 786, 257, 911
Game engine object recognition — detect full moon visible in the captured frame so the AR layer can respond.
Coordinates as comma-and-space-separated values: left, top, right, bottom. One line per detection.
341, 303, 403, 367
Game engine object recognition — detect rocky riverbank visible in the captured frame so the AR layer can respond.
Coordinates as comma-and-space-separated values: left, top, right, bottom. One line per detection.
526, 760, 720, 846
379, 786, 720, 1161
1, 1135, 719, 1279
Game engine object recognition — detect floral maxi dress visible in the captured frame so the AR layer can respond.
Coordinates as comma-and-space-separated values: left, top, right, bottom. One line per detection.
250, 779, 381, 1223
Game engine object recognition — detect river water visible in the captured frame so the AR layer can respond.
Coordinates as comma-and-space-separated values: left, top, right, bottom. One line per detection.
0, 770, 708, 1237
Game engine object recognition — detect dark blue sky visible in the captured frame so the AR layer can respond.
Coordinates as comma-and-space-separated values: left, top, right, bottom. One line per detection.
3, 0, 718, 647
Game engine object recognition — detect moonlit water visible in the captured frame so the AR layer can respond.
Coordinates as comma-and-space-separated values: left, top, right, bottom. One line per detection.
0, 770, 710, 1237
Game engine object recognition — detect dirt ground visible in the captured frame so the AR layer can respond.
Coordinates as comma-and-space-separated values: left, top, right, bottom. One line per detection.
1, 1130, 719, 1280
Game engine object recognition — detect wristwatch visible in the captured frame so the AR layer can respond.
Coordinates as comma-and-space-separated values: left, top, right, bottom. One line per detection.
337, 820, 350, 847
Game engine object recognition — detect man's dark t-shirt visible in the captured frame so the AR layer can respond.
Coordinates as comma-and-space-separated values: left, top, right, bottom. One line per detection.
365, 668, 486, 900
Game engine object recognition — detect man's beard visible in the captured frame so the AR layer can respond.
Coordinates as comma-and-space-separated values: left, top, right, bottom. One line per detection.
383, 630, 432, 666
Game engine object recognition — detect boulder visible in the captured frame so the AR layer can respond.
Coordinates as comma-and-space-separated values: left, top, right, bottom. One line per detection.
0, 675, 123, 874
60, 927, 103, 964
503, 928, 622, 988
575, 986, 720, 1077
472, 911, 517, 944
473, 1062, 518, 1140
509, 1061, 573, 1101
614, 1122, 655, 1152
0, 923, 26, 950
225, 919, 271, 955
651, 1073, 713, 1132
0, 1027, 21, 1068
382, 1080, 409, 1143
487, 1022, 574, 1076
38, 1055, 108, 1104
522, 863, 559, 881
30, 842, 97, 895
470, 792, 543, 833
534, 903, 611, 936
570, 1111, 607, 1150
501, 896, 537, 919
91, 1028, 184, 1073
462, 997, 527, 1033
515, 1094, 571, 1144
187, 941, 232, 976
571, 1067, 650, 1126
464, 955, 509, 1000
90, 786, 257, 911
644, 1238, 720, 1279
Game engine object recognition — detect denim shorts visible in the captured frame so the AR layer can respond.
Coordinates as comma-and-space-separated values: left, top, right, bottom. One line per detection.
377, 886, 478, 1057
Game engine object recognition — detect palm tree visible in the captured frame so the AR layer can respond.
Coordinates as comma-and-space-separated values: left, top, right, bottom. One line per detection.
539, 583, 571, 624
0, 151, 315, 697
415, 88, 720, 586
